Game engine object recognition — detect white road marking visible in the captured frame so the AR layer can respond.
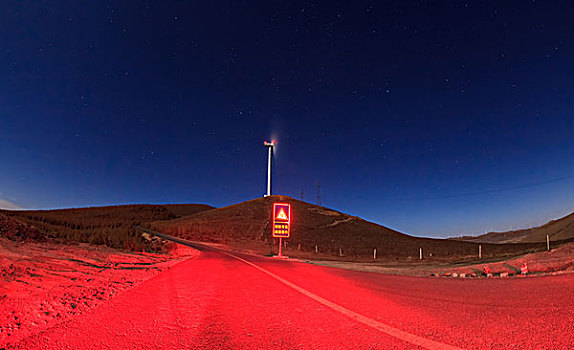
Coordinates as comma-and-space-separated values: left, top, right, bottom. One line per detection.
223, 251, 463, 350
137, 228, 463, 350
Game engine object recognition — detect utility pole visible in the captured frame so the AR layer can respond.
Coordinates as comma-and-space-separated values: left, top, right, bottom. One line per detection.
300, 188, 304, 201
316, 180, 321, 205
264, 141, 274, 196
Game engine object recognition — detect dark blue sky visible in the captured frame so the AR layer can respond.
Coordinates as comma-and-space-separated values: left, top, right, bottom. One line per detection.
1, 1, 573, 237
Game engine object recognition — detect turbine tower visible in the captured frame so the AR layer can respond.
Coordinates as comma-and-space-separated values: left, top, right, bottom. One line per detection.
264, 140, 274, 196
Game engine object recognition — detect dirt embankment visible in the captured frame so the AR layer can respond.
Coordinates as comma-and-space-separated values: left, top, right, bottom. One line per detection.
0, 238, 197, 348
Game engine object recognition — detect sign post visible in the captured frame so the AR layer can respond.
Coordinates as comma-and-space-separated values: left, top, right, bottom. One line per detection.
272, 203, 291, 257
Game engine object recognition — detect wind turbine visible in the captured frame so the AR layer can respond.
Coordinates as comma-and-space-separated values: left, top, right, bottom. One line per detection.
264, 140, 274, 197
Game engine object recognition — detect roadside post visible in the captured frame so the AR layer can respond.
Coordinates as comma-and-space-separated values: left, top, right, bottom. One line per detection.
272, 203, 291, 257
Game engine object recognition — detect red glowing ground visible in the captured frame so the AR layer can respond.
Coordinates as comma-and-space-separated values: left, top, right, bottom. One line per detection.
7, 245, 574, 349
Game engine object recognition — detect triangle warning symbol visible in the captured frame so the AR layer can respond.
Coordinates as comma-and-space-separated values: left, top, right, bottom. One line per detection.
276, 208, 288, 220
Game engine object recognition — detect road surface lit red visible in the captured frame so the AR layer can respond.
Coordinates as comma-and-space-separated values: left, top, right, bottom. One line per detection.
9, 245, 574, 350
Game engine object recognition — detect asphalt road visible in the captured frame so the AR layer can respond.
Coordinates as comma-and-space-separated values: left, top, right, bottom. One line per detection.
11, 243, 574, 349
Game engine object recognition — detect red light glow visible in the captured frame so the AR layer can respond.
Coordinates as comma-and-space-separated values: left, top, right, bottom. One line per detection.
272, 203, 290, 238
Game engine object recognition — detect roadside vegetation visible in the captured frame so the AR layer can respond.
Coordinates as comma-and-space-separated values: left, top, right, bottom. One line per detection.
1, 204, 213, 252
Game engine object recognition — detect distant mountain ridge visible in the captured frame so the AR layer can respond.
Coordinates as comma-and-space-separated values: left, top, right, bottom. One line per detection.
458, 211, 574, 244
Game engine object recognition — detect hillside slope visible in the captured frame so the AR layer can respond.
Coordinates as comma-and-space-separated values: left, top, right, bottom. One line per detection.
151, 195, 546, 261
0, 213, 45, 241
2, 204, 214, 251
462, 211, 574, 244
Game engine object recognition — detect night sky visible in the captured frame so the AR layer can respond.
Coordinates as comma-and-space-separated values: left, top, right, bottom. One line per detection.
1, 1, 573, 237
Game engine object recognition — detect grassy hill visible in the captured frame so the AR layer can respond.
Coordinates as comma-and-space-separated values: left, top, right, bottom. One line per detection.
4, 197, 567, 262
151, 195, 550, 262
1, 204, 214, 251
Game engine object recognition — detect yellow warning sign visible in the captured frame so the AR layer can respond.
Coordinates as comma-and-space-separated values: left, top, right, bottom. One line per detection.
276, 208, 288, 220
272, 203, 290, 238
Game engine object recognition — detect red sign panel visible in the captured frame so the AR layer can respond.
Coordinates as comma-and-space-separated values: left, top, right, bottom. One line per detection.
272, 203, 291, 238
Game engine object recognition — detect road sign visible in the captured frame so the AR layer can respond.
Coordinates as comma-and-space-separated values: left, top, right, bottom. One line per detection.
272, 203, 290, 238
